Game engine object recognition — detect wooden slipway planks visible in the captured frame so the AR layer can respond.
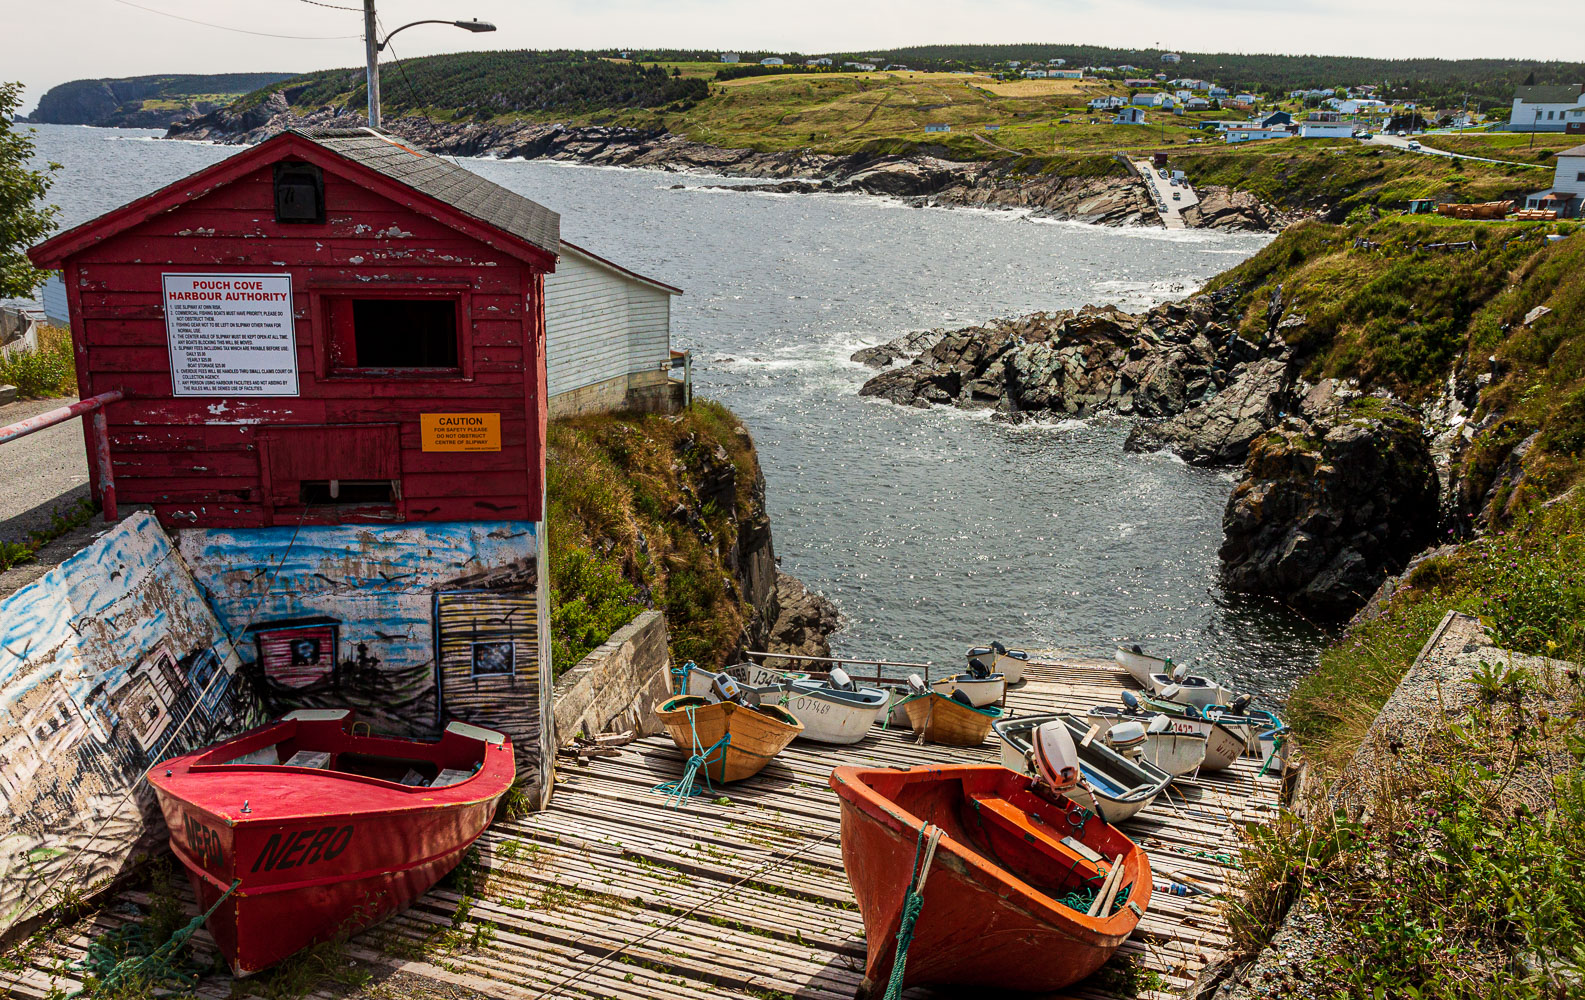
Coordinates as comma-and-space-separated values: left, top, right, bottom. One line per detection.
1, 656, 1282, 1000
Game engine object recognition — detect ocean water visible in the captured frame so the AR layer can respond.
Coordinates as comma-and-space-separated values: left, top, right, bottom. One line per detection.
24, 124, 1327, 699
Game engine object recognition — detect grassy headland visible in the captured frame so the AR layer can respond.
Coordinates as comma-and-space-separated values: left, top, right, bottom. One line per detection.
207, 51, 1557, 221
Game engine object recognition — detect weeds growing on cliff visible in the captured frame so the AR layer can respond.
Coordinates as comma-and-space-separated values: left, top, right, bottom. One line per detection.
1256, 478, 1585, 997
545, 399, 762, 673
1231, 685, 1585, 999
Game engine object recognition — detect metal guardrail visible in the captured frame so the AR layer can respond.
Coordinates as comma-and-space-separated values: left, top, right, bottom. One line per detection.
744, 650, 934, 686
0, 389, 124, 521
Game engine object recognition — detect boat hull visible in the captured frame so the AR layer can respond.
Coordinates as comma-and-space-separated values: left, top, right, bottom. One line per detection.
163, 796, 494, 974
1114, 648, 1167, 688
930, 674, 1006, 708
654, 696, 803, 782
147, 711, 514, 975
831, 765, 1149, 995
1105, 703, 1246, 771
994, 715, 1171, 825
903, 692, 1001, 746
784, 682, 887, 744
1137, 731, 1208, 777
968, 647, 1028, 684
1147, 672, 1236, 710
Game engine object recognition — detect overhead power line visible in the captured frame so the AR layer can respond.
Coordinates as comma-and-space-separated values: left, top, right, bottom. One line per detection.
107, 0, 360, 39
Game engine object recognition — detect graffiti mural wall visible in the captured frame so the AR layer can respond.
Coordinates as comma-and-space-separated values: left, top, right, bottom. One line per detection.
0, 511, 261, 934
176, 521, 548, 778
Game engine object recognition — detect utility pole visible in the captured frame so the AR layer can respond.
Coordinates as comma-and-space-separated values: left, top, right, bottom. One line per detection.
364, 0, 381, 128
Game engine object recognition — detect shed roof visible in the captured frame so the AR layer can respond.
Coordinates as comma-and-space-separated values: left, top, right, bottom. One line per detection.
300, 128, 559, 255
560, 241, 682, 295
1560, 144, 1585, 158
1513, 84, 1585, 105
30, 127, 560, 269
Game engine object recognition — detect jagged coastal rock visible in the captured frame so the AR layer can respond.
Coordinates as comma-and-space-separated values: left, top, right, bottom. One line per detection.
167, 104, 1276, 231
1218, 392, 1440, 613
854, 291, 1285, 423
766, 572, 842, 659
853, 283, 1445, 616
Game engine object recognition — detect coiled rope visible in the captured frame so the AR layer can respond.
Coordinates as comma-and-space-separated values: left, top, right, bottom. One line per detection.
652, 704, 731, 808
72, 878, 239, 997
882, 823, 943, 1000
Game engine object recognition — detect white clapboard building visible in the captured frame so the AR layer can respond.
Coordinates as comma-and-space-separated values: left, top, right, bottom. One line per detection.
39, 240, 686, 418
545, 241, 684, 417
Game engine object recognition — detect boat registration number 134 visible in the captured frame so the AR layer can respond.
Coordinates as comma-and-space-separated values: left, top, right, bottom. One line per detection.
251, 824, 355, 873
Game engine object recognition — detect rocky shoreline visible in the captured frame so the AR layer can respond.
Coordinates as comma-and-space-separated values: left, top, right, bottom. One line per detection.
849, 289, 1445, 615
167, 99, 1280, 231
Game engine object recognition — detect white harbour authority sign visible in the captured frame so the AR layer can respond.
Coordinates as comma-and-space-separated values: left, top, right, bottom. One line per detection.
162, 273, 299, 397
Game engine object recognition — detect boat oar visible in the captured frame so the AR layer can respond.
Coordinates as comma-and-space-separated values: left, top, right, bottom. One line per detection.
1086, 853, 1124, 917
1098, 853, 1127, 916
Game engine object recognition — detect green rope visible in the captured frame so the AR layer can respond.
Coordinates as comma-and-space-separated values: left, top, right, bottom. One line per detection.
653, 705, 731, 809
73, 879, 240, 997
882, 824, 940, 1000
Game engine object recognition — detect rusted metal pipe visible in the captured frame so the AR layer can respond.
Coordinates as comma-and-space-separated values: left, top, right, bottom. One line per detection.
0, 389, 125, 445
0, 388, 125, 522
90, 408, 117, 521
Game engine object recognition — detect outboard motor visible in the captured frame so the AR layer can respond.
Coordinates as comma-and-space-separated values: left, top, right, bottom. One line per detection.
1147, 714, 1172, 735
1032, 721, 1081, 794
1171, 661, 1189, 683
828, 667, 855, 692
1120, 690, 1141, 712
906, 673, 929, 696
1160, 683, 1183, 700
967, 658, 991, 680
1230, 693, 1254, 715
950, 688, 975, 707
1130, 644, 1144, 655
991, 640, 1008, 655
1106, 720, 1149, 756
710, 672, 760, 708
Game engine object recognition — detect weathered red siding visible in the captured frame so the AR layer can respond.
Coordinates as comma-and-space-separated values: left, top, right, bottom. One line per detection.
50, 155, 549, 529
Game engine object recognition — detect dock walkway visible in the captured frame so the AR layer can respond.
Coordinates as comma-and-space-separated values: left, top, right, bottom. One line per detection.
2, 656, 1282, 999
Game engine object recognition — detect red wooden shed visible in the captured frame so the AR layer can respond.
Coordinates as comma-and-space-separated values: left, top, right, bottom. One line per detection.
29, 127, 559, 529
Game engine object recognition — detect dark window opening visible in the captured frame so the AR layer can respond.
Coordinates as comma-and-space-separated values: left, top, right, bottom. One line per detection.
299, 480, 397, 506
471, 641, 516, 678
327, 298, 460, 370
273, 162, 325, 224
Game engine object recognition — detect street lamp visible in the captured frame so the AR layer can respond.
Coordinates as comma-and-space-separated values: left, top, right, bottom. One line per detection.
363, 1, 496, 128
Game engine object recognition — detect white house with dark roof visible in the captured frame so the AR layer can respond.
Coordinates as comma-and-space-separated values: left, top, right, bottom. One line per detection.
1523, 143, 1585, 218
1508, 84, 1585, 132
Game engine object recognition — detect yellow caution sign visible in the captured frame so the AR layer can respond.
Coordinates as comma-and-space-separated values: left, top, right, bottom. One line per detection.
420, 413, 501, 452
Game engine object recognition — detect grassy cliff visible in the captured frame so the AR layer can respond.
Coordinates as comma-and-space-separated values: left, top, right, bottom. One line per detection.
545, 400, 774, 675
1211, 219, 1585, 996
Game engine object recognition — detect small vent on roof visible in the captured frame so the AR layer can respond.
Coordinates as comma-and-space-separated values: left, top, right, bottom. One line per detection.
273, 161, 325, 224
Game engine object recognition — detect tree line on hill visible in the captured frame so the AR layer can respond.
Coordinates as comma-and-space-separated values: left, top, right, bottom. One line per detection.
253, 51, 706, 118
608, 45, 1584, 111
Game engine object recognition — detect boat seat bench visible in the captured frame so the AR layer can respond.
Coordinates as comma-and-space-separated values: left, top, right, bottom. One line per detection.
967, 792, 1104, 883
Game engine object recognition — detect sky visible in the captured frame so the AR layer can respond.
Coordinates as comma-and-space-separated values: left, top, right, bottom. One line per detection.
10, 0, 1580, 112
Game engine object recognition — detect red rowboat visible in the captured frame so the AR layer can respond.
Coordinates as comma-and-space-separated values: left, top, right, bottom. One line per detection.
147, 708, 514, 975
829, 764, 1151, 996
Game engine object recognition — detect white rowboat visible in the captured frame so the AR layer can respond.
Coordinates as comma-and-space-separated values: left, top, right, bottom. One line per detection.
783, 678, 888, 745
995, 714, 1171, 824
931, 673, 1006, 708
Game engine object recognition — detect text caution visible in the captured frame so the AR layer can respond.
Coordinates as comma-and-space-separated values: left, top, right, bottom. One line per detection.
421, 413, 501, 452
